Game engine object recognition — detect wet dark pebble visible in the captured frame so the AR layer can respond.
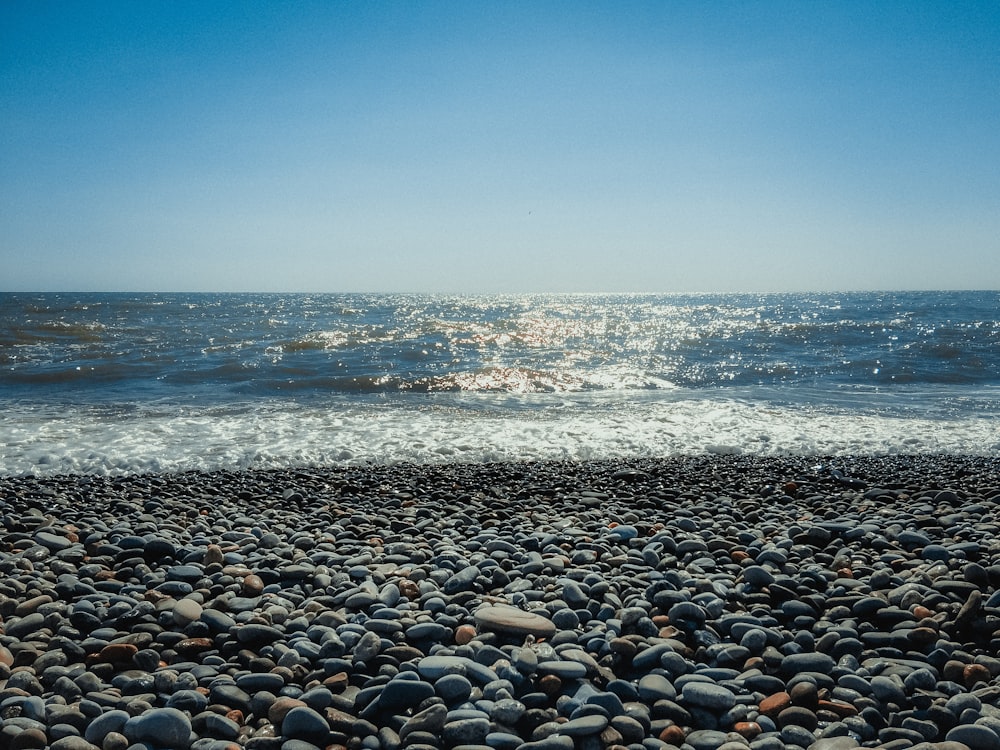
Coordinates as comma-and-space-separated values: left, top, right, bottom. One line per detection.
2, 455, 1000, 749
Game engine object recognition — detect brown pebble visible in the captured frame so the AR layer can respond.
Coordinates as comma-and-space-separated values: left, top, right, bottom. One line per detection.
0, 646, 13, 667
538, 674, 562, 696
818, 699, 858, 718
789, 681, 818, 708
93, 643, 138, 664
323, 671, 349, 691
609, 638, 637, 659
964, 663, 991, 687
599, 727, 624, 746
204, 544, 225, 566
778, 705, 819, 731
759, 691, 792, 716
242, 574, 264, 596
908, 626, 939, 645
398, 579, 420, 600
658, 725, 685, 745
14, 594, 53, 617
454, 624, 476, 645
175, 637, 215, 654
268, 696, 306, 725
734, 721, 762, 739
10, 728, 47, 750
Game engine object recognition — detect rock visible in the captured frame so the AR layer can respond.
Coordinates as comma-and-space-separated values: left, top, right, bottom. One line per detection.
474, 605, 556, 638
123, 708, 192, 747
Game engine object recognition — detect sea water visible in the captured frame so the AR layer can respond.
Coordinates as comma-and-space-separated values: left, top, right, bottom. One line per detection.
1, 291, 997, 475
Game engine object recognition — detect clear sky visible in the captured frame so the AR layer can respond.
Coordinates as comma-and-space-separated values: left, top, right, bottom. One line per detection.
2, 1, 999, 293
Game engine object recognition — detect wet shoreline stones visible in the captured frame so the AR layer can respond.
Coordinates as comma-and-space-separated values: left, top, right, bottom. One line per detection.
0, 454, 999, 750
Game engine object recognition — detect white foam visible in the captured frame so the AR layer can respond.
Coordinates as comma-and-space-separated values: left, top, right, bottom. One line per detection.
1, 390, 996, 476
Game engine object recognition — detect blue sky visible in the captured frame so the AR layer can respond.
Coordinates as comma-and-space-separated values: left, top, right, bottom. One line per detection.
2, 1, 998, 293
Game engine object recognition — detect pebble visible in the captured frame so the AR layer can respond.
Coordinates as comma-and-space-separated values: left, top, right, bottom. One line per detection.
1, 456, 999, 749
681, 682, 737, 711
122, 708, 192, 746
474, 605, 557, 638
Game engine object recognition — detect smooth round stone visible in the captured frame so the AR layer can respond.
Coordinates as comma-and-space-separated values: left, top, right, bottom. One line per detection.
5, 612, 45, 639
946, 724, 1000, 750
442, 717, 490, 745
379, 678, 436, 711
537, 661, 587, 680
685, 729, 730, 750
172, 598, 203, 627
743, 565, 775, 587
209, 683, 251, 713
638, 674, 676, 702
474, 605, 556, 638
235, 624, 283, 646
922, 544, 952, 561
781, 652, 835, 675
417, 655, 470, 680
806, 739, 861, 750
780, 723, 817, 747
516, 737, 574, 750
485, 731, 523, 750
681, 682, 736, 711
406, 622, 451, 641
236, 673, 286, 693
668, 601, 706, 627
35, 531, 73, 552
165, 690, 208, 713
778, 703, 819, 731
443, 565, 481, 594
436, 674, 474, 705
400, 703, 448, 738
50, 738, 100, 750
281, 706, 330, 742
123, 708, 192, 747
560, 714, 608, 736
165, 565, 204, 583
201, 713, 240, 740
84, 710, 130, 744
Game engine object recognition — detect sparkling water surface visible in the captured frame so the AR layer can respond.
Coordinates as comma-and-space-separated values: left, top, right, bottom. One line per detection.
2, 291, 997, 474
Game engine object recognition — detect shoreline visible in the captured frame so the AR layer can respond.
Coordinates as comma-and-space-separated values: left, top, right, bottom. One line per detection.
2, 454, 999, 749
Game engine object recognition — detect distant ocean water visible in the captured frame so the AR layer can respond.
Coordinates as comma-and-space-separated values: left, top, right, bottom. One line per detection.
1, 291, 997, 475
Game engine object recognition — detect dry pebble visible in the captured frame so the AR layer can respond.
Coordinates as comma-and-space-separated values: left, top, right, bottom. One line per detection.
1, 455, 1000, 750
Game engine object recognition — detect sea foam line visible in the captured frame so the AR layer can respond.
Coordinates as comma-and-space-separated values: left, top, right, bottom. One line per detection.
1, 395, 996, 476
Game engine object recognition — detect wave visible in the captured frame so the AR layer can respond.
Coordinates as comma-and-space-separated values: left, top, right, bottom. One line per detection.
2, 389, 996, 476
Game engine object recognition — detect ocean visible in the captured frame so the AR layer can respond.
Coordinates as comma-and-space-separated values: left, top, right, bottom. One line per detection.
1, 291, 997, 475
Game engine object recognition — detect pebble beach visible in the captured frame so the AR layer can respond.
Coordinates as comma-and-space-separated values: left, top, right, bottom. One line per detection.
2, 455, 1000, 750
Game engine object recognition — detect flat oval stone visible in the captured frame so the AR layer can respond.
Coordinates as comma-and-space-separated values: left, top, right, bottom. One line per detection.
560, 714, 608, 736
171, 598, 203, 626
681, 682, 736, 711
379, 678, 436, 712
945, 724, 1000, 750
537, 660, 587, 680
474, 605, 556, 638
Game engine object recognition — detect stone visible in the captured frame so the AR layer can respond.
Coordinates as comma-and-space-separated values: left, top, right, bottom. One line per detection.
122, 708, 192, 747
681, 682, 736, 711
474, 605, 556, 638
